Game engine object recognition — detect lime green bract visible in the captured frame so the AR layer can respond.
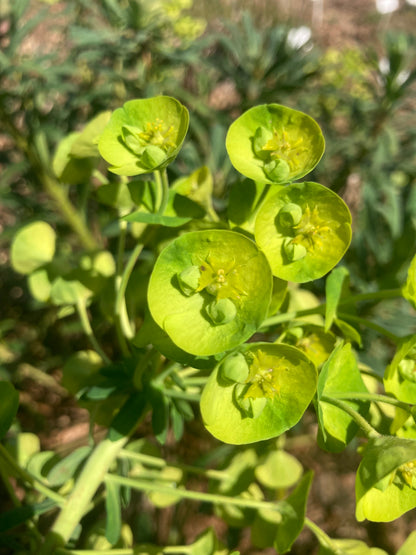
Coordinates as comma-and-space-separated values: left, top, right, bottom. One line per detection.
226, 104, 325, 184
255, 182, 352, 282
147, 230, 273, 356
98, 96, 189, 176
200, 343, 317, 444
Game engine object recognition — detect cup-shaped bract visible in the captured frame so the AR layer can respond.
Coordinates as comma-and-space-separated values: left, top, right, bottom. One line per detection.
226, 104, 325, 184
147, 230, 273, 356
98, 96, 189, 176
200, 343, 317, 444
255, 182, 352, 282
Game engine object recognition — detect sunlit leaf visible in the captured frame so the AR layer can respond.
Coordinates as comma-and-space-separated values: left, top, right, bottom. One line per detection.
11, 221, 56, 275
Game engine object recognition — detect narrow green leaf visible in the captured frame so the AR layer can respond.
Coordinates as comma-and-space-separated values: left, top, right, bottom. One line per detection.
275, 471, 314, 553
108, 392, 148, 442
325, 266, 349, 332
47, 445, 92, 487
105, 479, 122, 545
0, 381, 19, 439
122, 211, 191, 227
335, 318, 362, 347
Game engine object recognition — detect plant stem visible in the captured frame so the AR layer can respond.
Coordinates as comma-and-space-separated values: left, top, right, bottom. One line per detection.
106, 473, 283, 515
330, 391, 413, 413
305, 517, 339, 550
321, 395, 381, 439
337, 312, 400, 342
117, 449, 228, 481
162, 389, 201, 403
76, 298, 110, 364
39, 436, 129, 554
114, 241, 144, 344
261, 306, 324, 328
42, 171, 99, 252
0, 108, 99, 252
261, 288, 403, 330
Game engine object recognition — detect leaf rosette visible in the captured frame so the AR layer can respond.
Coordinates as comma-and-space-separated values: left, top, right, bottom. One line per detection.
147, 230, 273, 356
226, 104, 325, 184
254, 182, 352, 282
200, 343, 317, 444
98, 96, 189, 176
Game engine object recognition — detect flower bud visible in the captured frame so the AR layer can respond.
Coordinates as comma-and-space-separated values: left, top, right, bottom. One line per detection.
177, 265, 201, 296
278, 203, 303, 228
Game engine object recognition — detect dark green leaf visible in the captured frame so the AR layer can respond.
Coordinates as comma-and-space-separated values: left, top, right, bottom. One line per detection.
325, 266, 349, 332
0, 381, 19, 439
47, 446, 92, 487
0, 499, 56, 533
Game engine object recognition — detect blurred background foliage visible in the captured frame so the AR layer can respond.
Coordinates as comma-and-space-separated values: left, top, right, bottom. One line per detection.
1, 0, 416, 399
1, 0, 416, 549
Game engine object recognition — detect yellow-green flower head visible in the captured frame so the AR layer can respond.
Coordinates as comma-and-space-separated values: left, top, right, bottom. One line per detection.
200, 343, 317, 444
255, 182, 352, 282
98, 96, 189, 176
226, 104, 325, 184
147, 230, 273, 356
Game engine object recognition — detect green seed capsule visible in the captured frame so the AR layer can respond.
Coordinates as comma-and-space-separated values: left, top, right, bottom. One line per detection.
263, 159, 290, 182
233, 384, 268, 418
282, 238, 307, 262
177, 265, 201, 296
205, 298, 237, 325
278, 203, 303, 228
398, 358, 416, 383
220, 352, 250, 384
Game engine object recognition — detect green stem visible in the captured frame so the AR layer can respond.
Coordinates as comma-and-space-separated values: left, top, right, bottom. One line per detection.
337, 312, 400, 342
321, 395, 381, 439
330, 391, 413, 413
76, 298, 110, 364
39, 436, 129, 554
261, 306, 324, 328
114, 241, 144, 345
262, 288, 403, 330
105, 473, 283, 515
162, 389, 201, 403
305, 517, 339, 551
41, 171, 99, 252
117, 450, 227, 481
0, 108, 99, 252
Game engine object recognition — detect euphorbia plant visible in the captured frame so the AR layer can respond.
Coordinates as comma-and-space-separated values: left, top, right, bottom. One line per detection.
3, 96, 416, 554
